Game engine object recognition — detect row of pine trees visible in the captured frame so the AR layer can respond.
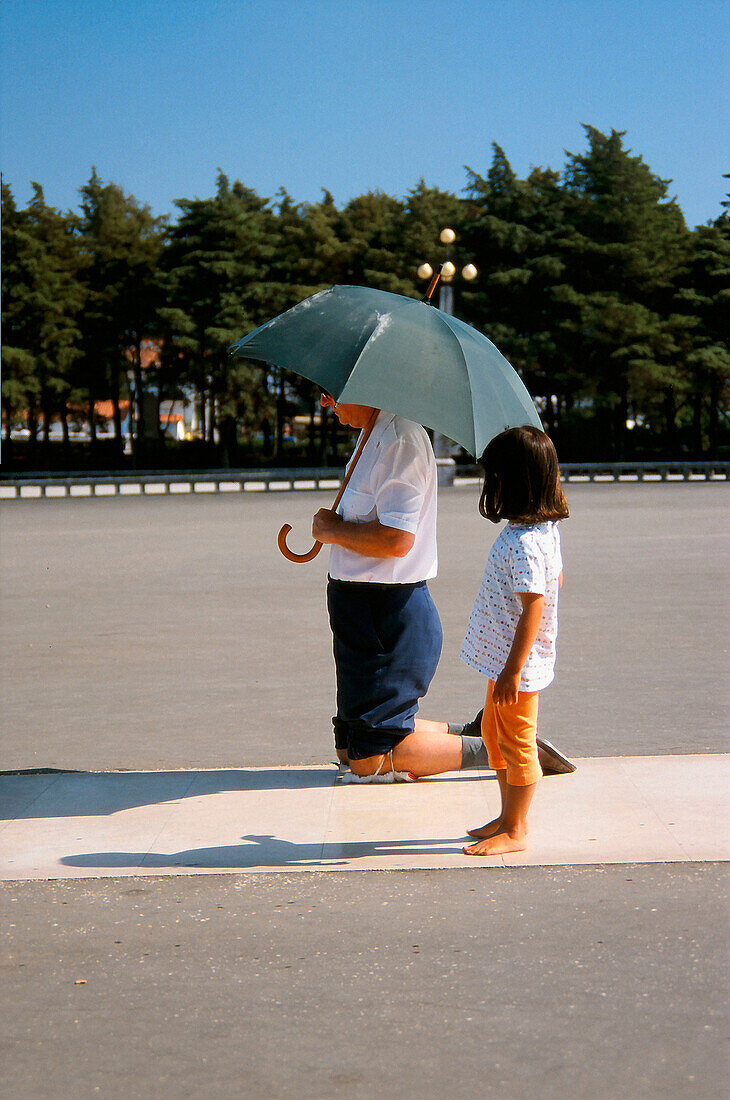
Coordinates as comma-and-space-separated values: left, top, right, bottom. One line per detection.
2, 126, 728, 468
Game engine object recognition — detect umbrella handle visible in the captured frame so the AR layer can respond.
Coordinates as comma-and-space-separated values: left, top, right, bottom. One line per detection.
277, 524, 324, 563
422, 264, 442, 304
277, 408, 379, 564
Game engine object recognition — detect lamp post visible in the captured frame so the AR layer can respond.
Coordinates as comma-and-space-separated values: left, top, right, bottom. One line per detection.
418, 228, 477, 463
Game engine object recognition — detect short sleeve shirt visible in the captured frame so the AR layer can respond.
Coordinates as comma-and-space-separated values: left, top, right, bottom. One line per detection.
328, 412, 438, 584
460, 522, 563, 691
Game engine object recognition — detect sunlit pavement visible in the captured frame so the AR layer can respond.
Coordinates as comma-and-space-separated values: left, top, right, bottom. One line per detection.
2, 755, 727, 880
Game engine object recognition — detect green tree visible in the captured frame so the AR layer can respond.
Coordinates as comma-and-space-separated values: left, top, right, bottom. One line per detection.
675, 183, 730, 455
264, 189, 355, 461
459, 147, 570, 435
78, 169, 166, 461
557, 126, 690, 456
1, 181, 85, 461
338, 190, 412, 295
159, 173, 281, 463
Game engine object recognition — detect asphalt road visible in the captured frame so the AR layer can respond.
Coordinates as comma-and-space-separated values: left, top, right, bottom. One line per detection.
1, 481, 728, 771
2, 866, 727, 1099
1, 482, 728, 1099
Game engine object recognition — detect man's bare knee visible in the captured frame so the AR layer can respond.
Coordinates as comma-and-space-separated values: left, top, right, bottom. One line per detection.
349, 754, 388, 777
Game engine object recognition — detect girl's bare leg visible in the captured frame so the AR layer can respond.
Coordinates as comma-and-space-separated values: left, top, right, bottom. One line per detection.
466, 770, 507, 837
463, 779, 537, 856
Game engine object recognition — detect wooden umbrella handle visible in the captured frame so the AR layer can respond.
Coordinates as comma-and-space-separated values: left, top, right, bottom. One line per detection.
277, 523, 323, 563
422, 264, 442, 304
277, 408, 379, 563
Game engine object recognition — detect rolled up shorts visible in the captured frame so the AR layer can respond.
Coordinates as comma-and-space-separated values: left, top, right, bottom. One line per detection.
327, 577, 443, 761
482, 679, 542, 786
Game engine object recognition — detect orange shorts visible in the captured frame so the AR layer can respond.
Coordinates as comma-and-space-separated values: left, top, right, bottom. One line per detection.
482, 680, 541, 786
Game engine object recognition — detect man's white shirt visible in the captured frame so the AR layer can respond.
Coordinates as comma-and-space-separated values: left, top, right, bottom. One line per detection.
328, 411, 438, 584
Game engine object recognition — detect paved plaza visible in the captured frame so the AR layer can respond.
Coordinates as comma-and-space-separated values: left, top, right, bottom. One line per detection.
1, 482, 728, 1098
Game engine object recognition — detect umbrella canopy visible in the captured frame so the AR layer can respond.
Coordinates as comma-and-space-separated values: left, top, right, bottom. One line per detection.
229, 285, 542, 457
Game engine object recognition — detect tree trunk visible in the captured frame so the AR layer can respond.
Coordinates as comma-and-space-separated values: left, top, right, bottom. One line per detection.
275, 373, 285, 460
262, 416, 273, 457
41, 396, 51, 446
207, 393, 217, 447
708, 375, 720, 458
692, 388, 703, 456
42, 403, 52, 469
134, 340, 145, 443
319, 404, 328, 464
616, 384, 629, 461
110, 374, 124, 464
2, 397, 13, 465
543, 393, 557, 437
308, 395, 316, 460
89, 389, 98, 463
663, 387, 677, 458
28, 407, 38, 459
61, 405, 70, 465
219, 416, 237, 468
197, 391, 206, 443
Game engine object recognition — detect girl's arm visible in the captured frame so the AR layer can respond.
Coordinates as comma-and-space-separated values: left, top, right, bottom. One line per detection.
493, 592, 544, 706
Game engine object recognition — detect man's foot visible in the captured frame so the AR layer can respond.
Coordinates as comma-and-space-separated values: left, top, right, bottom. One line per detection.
536, 738, 577, 775
458, 709, 484, 739
463, 829, 528, 856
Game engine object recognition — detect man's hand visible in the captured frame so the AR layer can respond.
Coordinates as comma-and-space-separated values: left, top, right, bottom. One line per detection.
312, 508, 342, 544
493, 668, 521, 706
311, 509, 414, 558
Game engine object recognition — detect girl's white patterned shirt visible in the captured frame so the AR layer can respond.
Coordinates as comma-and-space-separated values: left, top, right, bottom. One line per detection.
460, 521, 563, 691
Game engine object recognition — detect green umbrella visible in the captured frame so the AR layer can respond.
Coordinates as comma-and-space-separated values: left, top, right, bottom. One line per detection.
230, 284, 543, 561
230, 284, 542, 459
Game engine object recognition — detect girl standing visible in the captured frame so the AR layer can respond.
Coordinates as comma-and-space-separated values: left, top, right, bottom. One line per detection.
460, 426, 570, 856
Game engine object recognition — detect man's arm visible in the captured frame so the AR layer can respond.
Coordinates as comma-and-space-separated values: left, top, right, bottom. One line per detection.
312, 508, 414, 559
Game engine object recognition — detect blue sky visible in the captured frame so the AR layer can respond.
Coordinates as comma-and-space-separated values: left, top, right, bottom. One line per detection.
1, 0, 728, 228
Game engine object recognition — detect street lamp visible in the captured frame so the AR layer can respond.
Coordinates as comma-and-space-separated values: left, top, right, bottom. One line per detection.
421, 226, 477, 315
418, 229, 477, 461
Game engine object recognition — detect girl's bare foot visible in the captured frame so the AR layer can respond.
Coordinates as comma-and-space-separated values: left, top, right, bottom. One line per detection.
462, 828, 528, 856
467, 819, 530, 839
466, 817, 503, 838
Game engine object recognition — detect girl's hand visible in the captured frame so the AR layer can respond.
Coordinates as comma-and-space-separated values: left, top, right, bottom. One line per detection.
494, 592, 544, 705
493, 668, 521, 706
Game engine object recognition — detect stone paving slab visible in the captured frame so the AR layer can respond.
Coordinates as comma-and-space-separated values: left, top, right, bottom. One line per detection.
1, 754, 727, 880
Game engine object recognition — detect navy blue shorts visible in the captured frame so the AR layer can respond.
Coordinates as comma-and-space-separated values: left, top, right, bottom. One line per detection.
327, 577, 443, 761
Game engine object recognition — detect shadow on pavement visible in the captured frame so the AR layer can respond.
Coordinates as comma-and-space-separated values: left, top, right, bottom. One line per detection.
0, 767, 336, 821
59, 833, 466, 870
1, 766, 487, 822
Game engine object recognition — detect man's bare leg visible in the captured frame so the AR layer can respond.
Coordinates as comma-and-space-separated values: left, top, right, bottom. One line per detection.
348, 728, 463, 778
338, 720, 450, 765
414, 717, 449, 736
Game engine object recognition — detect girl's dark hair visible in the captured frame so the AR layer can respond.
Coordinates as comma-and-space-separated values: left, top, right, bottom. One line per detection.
478, 425, 569, 524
